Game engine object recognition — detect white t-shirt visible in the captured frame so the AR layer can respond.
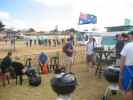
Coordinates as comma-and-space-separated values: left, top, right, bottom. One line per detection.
120, 42, 133, 66
86, 41, 96, 55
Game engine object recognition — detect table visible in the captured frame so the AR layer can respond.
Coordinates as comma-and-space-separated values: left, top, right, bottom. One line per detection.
96, 50, 114, 61
95, 50, 115, 77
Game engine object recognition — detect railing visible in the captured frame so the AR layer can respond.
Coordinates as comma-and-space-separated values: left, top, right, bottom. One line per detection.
16, 46, 86, 68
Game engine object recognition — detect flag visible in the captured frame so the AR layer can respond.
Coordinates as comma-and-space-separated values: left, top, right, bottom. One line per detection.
79, 12, 97, 25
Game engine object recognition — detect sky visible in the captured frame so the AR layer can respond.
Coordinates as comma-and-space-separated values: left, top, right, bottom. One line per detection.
0, 0, 133, 31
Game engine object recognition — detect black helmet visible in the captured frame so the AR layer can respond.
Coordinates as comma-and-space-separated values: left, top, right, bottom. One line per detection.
103, 66, 120, 83
51, 72, 77, 95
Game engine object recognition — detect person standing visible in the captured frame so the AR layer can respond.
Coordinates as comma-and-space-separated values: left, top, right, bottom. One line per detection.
119, 31, 133, 100
86, 37, 97, 71
29, 39, 32, 48
0, 52, 12, 86
115, 34, 125, 59
63, 37, 74, 72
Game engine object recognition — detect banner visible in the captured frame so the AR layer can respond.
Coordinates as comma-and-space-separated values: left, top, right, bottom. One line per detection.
79, 12, 97, 25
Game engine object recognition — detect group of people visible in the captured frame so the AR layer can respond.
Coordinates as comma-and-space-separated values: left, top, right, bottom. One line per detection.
25, 38, 66, 48
83, 32, 133, 100
1, 31, 133, 100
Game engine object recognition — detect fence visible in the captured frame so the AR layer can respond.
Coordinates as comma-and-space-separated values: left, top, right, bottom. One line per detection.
18, 46, 86, 68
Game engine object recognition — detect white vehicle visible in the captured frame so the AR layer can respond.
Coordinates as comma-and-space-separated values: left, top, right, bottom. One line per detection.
76, 31, 118, 48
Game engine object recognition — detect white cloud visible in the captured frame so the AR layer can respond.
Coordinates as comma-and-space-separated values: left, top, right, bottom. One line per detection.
34, 0, 72, 6
24, 0, 133, 31
0, 11, 29, 30
3, 18, 29, 30
0, 11, 10, 20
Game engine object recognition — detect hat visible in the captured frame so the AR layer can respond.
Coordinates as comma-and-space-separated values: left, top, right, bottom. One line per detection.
128, 31, 133, 35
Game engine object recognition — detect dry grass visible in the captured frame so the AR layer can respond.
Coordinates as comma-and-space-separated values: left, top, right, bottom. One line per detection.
0, 64, 122, 100
0, 41, 122, 100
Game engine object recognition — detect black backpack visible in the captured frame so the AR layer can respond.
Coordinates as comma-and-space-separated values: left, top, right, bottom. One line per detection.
62, 43, 73, 57
25, 58, 41, 86
26, 68, 41, 86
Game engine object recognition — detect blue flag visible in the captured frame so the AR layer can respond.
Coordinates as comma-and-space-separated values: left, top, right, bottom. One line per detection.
79, 12, 97, 25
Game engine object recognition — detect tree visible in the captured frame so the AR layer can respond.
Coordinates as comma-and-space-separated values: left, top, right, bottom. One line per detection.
27, 28, 35, 32
0, 21, 5, 32
65, 28, 76, 33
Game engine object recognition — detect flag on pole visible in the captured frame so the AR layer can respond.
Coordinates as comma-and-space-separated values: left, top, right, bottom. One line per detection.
79, 12, 97, 25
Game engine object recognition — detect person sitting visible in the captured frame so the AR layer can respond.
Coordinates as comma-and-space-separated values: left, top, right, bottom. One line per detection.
38, 52, 48, 74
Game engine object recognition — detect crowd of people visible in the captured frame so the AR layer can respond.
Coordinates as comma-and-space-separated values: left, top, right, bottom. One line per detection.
0, 35, 75, 86
25, 38, 66, 48
84, 32, 133, 100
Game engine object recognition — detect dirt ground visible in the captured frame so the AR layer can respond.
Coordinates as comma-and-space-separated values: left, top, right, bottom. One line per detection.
0, 41, 122, 100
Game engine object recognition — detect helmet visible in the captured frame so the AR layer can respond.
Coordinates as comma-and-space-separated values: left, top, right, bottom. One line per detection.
103, 66, 120, 83
51, 72, 77, 95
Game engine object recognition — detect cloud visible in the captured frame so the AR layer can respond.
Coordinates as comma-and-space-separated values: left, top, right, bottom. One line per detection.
20, 0, 133, 31
0, 11, 10, 20
73, 0, 130, 27
0, 10, 32, 31
34, 0, 72, 6
4, 19, 30, 30
0, 10, 28, 30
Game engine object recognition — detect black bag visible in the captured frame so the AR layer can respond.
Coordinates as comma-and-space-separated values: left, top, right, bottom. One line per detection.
62, 43, 73, 57
26, 68, 41, 86
29, 75, 41, 86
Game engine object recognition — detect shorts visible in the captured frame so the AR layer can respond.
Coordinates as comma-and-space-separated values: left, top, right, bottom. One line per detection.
122, 65, 133, 91
86, 54, 96, 65
64, 54, 73, 65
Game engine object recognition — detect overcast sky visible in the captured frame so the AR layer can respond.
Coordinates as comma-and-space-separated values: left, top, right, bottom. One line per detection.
0, 0, 133, 31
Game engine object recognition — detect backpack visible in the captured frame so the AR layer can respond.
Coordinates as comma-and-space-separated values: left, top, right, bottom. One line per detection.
62, 44, 67, 53
26, 68, 41, 86
25, 58, 41, 86
62, 43, 73, 57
